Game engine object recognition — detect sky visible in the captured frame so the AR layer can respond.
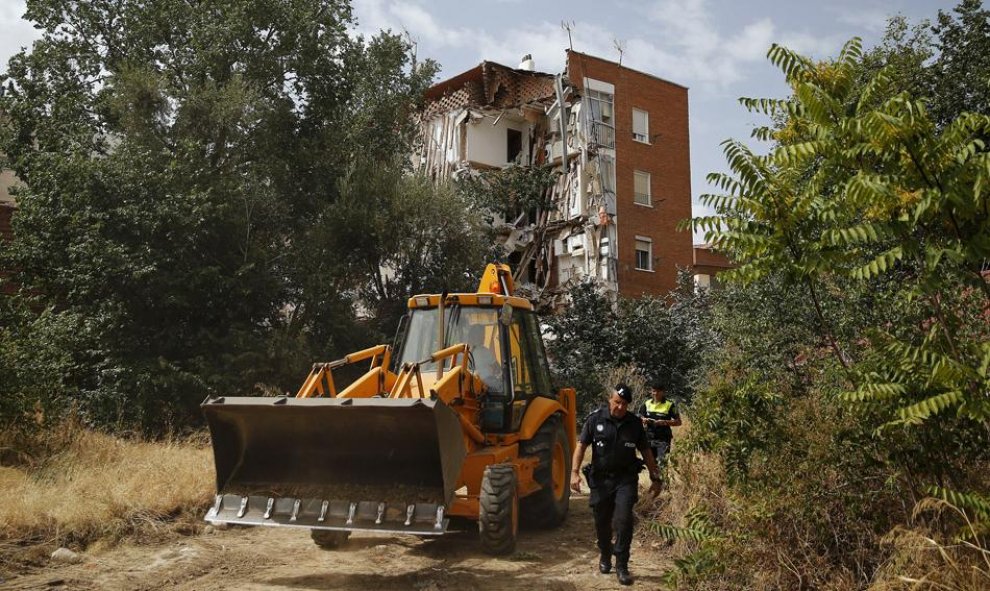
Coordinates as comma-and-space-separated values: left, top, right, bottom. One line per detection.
0, 0, 952, 239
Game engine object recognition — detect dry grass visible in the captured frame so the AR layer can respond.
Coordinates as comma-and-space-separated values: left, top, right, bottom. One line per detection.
638, 404, 864, 591
0, 422, 214, 573
637, 417, 738, 588
637, 392, 990, 591
599, 365, 649, 409
870, 499, 990, 591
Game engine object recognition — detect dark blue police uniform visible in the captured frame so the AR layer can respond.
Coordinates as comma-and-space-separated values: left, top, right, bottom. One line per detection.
579, 405, 649, 567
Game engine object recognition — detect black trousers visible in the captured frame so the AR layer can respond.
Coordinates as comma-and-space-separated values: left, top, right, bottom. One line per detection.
650, 440, 671, 469
589, 477, 639, 563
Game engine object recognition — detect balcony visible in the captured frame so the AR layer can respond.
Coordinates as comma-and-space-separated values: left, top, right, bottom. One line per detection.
585, 121, 615, 150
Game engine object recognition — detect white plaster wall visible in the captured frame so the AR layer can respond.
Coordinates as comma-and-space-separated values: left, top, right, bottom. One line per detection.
466, 118, 529, 167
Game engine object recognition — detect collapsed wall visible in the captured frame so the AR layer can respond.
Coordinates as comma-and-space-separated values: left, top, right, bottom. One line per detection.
414, 61, 618, 310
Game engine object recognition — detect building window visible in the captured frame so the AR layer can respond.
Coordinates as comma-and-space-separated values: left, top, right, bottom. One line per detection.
585, 89, 615, 148
507, 128, 522, 163
632, 108, 649, 143
599, 155, 616, 195
599, 237, 613, 280
633, 170, 651, 206
586, 89, 614, 124
635, 237, 653, 271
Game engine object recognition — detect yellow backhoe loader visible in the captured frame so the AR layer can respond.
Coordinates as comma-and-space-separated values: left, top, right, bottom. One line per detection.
202, 264, 576, 554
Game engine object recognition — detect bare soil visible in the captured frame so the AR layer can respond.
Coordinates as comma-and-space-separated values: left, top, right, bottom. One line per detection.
3, 493, 672, 591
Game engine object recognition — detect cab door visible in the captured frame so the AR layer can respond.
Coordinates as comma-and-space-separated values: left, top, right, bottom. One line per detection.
503, 310, 554, 430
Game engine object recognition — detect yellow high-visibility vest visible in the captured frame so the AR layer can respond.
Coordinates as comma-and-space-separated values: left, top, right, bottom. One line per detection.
645, 399, 673, 415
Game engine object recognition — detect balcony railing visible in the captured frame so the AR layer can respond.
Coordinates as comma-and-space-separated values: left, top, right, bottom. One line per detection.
585, 121, 615, 149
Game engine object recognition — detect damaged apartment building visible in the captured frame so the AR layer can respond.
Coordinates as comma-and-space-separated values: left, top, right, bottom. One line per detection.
413, 50, 693, 308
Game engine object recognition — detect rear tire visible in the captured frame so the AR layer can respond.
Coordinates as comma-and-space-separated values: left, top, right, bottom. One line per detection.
479, 463, 518, 555
520, 414, 571, 528
310, 529, 350, 550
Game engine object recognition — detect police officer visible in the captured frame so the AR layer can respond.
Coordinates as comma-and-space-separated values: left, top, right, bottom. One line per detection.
640, 383, 681, 487
570, 384, 662, 586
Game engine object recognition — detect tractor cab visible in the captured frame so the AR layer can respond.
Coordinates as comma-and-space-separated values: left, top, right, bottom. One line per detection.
394, 274, 554, 433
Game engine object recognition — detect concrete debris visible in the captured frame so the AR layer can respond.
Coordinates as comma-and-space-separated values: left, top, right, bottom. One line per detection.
50, 547, 83, 564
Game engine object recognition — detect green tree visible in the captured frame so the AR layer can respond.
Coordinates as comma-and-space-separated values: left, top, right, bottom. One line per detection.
693, 37, 990, 427
928, 0, 990, 127
544, 275, 703, 413
677, 34, 990, 586
319, 160, 494, 339
456, 164, 559, 225
542, 281, 620, 408
0, 0, 436, 430
863, 0, 990, 128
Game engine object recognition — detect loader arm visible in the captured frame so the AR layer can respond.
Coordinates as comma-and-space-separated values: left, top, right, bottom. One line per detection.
389, 343, 470, 400
388, 342, 486, 446
296, 344, 393, 399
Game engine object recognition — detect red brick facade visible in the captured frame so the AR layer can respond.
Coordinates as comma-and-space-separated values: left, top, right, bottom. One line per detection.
566, 51, 693, 297
693, 244, 733, 277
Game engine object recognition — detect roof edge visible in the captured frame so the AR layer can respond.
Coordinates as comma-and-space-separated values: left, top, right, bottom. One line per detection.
425, 60, 555, 102
566, 49, 689, 91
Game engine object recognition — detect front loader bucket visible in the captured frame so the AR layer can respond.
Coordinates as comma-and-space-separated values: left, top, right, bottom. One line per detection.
201, 396, 467, 535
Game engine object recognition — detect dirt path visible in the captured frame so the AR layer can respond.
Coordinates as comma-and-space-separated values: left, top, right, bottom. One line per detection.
5, 494, 671, 591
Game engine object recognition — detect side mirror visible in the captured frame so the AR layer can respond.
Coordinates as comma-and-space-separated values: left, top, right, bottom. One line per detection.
499, 302, 513, 326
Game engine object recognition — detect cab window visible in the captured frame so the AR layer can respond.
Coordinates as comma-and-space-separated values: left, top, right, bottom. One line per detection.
507, 311, 552, 398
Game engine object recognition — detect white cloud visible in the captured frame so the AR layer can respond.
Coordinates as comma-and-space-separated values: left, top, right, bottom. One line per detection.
725, 19, 776, 63
355, 2, 600, 76
478, 21, 615, 73
352, 0, 847, 90
350, 0, 393, 38
388, 2, 472, 47
834, 7, 892, 34
0, 0, 39, 68
777, 31, 849, 59
648, 0, 721, 57
638, 0, 784, 86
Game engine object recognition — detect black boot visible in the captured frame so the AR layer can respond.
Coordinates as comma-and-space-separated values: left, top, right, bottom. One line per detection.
598, 552, 612, 574
615, 560, 633, 586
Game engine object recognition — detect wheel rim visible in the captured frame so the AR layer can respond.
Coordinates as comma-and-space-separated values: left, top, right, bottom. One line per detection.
551, 439, 566, 500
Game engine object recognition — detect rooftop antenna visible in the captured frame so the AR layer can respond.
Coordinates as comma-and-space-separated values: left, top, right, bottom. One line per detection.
561, 20, 575, 51
613, 38, 626, 66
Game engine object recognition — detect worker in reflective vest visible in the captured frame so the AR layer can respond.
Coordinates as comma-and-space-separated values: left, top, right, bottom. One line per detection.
639, 383, 682, 486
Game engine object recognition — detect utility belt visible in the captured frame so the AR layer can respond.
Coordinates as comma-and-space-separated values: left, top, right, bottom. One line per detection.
582, 461, 643, 488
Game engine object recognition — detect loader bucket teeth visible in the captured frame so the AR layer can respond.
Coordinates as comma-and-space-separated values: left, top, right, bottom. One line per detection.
202, 396, 466, 534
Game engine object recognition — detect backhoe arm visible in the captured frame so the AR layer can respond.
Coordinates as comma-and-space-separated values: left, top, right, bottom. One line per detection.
296, 345, 392, 399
